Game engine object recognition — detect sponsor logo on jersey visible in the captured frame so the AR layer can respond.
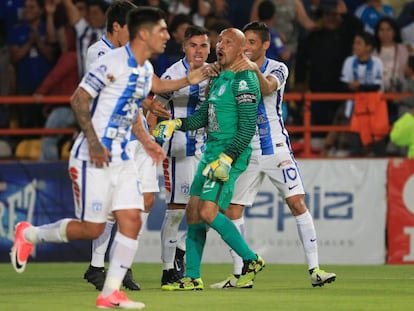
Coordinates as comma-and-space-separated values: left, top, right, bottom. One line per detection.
235, 92, 257, 104
238, 80, 249, 91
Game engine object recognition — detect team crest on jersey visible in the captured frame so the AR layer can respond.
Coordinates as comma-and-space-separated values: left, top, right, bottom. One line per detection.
181, 182, 190, 195
92, 201, 103, 213
218, 85, 226, 96
106, 74, 115, 82
238, 80, 249, 91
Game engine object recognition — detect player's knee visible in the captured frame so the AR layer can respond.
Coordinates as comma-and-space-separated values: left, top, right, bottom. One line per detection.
286, 194, 307, 216
225, 204, 244, 219
84, 222, 106, 239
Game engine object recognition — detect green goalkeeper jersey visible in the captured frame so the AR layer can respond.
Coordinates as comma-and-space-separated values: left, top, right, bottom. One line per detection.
181, 69, 261, 162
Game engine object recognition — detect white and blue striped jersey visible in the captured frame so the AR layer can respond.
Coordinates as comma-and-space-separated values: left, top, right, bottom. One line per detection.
85, 35, 115, 71
86, 36, 149, 142
74, 18, 105, 78
157, 58, 208, 157
71, 44, 153, 162
252, 58, 291, 156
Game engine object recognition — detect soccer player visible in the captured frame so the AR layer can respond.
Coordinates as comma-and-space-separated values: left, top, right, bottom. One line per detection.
153, 28, 265, 290
82, 0, 170, 292
154, 25, 211, 288
10, 7, 207, 309
81, 0, 141, 292
209, 22, 337, 289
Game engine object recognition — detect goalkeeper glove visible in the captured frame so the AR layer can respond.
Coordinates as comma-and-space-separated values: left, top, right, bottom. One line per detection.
202, 153, 233, 182
152, 119, 182, 145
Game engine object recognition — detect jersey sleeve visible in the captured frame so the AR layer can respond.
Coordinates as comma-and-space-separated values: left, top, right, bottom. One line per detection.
224, 70, 261, 161
340, 57, 354, 83
79, 54, 113, 98
268, 61, 289, 91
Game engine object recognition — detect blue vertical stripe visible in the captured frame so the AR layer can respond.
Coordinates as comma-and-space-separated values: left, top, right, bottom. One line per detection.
80, 160, 87, 221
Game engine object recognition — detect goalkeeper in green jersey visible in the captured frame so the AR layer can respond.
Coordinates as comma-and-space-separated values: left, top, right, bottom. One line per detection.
153, 28, 265, 290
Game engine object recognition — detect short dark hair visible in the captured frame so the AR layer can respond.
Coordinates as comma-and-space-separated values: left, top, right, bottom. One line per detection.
168, 13, 192, 33
88, 0, 110, 14
106, 1, 137, 33
184, 25, 209, 42
242, 21, 270, 43
355, 30, 375, 47
258, 0, 275, 21
127, 6, 166, 41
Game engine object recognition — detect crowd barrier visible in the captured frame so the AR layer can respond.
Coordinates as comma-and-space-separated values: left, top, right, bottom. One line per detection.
0, 159, 413, 265
0, 93, 408, 157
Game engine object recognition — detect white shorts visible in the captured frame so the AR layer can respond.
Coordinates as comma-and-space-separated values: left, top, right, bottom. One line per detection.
162, 154, 201, 204
68, 156, 144, 223
132, 141, 160, 193
232, 149, 305, 206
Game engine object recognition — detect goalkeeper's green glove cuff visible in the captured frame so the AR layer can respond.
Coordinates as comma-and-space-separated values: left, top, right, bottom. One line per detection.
152, 119, 182, 145
202, 153, 233, 182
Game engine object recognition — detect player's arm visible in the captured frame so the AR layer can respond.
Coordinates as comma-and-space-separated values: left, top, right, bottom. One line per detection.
224, 72, 260, 162
152, 99, 209, 144
132, 112, 166, 165
231, 56, 280, 96
70, 87, 110, 167
151, 64, 210, 94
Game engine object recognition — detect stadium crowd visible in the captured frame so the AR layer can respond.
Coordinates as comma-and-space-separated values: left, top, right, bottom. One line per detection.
1, 0, 414, 159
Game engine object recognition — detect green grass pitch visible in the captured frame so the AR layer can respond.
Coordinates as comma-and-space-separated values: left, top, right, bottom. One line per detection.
0, 263, 413, 311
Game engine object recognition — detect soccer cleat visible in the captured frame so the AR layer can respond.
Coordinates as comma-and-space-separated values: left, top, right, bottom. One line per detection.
162, 277, 204, 291
310, 268, 336, 287
210, 275, 253, 289
84, 265, 106, 290
123, 268, 141, 291
96, 290, 145, 309
10, 221, 34, 273
236, 254, 265, 288
161, 268, 180, 288
174, 247, 185, 279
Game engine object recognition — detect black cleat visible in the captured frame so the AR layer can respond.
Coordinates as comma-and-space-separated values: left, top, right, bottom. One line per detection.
161, 268, 180, 287
122, 268, 141, 291
174, 247, 185, 278
84, 265, 106, 290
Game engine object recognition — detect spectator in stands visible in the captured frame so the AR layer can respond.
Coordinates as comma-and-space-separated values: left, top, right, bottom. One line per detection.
205, 18, 232, 63
35, 25, 78, 161
257, 0, 290, 63
340, 30, 386, 156
8, 0, 57, 129
354, 0, 394, 34
250, 0, 317, 74
295, 0, 363, 129
373, 16, 410, 124
0, 0, 25, 34
154, 13, 192, 75
343, 0, 365, 13
133, 0, 169, 15
390, 55, 414, 158
61, 0, 108, 78
400, 5, 414, 53
221, 0, 253, 29
168, 0, 211, 26
397, 0, 414, 29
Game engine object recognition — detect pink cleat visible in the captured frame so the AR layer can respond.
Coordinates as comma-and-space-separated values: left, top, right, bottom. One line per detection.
10, 221, 34, 273
96, 290, 145, 309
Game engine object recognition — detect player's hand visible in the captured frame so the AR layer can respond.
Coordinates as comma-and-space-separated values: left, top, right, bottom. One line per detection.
142, 97, 171, 118
88, 140, 111, 168
202, 153, 233, 182
152, 119, 182, 145
187, 62, 210, 84
231, 54, 258, 73
142, 138, 166, 165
